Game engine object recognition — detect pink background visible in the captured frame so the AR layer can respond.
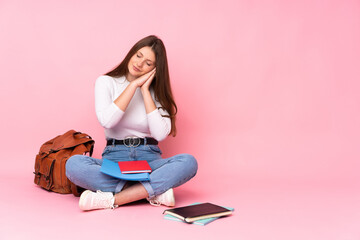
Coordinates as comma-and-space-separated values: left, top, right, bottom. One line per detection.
0, 0, 359, 239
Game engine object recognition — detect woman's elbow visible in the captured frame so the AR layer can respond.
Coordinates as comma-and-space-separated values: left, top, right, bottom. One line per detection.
151, 127, 171, 142
152, 134, 167, 142
97, 117, 116, 129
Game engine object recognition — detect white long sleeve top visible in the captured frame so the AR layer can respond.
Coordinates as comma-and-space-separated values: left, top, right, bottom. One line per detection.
95, 75, 171, 141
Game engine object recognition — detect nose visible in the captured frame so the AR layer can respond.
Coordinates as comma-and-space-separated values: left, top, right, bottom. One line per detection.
136, 61, 144, 68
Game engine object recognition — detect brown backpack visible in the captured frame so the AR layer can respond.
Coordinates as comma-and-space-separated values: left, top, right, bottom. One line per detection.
34, 130, 95, 196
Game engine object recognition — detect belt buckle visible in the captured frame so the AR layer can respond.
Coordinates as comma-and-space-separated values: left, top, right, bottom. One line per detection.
124, 136, 141, 147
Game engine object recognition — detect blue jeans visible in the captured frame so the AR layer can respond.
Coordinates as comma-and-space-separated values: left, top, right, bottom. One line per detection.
65, 144, 198, 198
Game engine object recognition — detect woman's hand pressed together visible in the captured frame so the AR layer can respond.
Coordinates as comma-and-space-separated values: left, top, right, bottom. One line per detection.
131, 68, 156, 89
113, 68, 156, 112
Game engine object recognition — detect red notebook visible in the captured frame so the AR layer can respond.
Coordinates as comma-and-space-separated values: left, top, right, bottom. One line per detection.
118, 160, 152, 174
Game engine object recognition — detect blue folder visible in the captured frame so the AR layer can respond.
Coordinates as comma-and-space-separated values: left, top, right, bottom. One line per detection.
100, 158, 150, 181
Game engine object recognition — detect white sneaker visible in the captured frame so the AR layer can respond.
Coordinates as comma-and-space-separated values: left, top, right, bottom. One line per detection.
79, 190, 117, 211
147, 188, 175, 207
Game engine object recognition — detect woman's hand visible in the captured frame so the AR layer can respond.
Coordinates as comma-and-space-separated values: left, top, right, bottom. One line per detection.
141, 69, 157, 114
131, 68, 156, 89
114, 68, 156, 113
140, 68, 156, 92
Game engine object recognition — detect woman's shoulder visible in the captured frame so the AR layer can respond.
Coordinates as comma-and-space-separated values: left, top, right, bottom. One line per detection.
96, 75, 126, 85
96, 75, 115, 82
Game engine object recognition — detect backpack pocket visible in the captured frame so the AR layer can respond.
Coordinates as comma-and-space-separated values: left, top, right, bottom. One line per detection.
34, 155, 55, 191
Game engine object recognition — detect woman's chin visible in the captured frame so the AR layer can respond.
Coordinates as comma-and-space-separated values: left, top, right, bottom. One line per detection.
126, 72, 139, 81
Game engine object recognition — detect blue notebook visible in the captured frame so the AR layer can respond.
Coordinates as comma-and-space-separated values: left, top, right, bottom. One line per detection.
100, 158, 150, 181
163, 203, 234, 226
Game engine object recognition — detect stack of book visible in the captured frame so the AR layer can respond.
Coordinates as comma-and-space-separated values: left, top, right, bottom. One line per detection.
163, 202, 234, 226
100, 158, 152, 181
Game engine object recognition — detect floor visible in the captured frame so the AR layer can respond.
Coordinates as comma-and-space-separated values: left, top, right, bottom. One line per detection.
1, 171, 359, 240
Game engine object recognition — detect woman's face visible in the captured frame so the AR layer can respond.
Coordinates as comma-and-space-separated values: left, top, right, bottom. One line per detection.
127, 46, 156, 81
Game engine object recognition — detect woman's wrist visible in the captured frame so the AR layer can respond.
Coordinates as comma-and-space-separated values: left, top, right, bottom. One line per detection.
129, 80, 141, 89
140, 86, 150, 95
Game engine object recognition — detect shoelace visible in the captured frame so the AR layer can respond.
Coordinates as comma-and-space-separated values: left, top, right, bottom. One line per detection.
93, 190, 116, 209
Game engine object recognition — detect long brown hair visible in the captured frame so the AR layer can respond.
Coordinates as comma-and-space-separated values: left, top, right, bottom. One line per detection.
106, 35, 177, 137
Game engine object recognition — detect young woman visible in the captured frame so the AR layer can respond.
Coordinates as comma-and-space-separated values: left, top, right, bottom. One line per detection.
65, 35, 198, 211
